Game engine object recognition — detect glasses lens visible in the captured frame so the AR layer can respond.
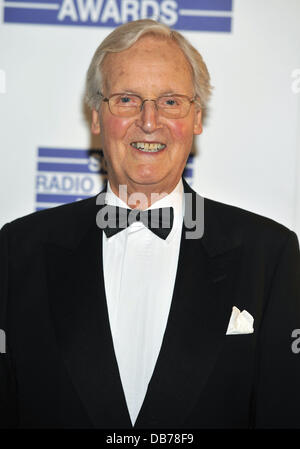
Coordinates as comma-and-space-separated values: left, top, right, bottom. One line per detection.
109, 94, 141, 117
157, 96, 190, 118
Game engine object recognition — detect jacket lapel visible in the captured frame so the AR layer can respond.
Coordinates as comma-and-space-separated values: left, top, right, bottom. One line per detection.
45, 198, 131, 428
135, 179, 243, 428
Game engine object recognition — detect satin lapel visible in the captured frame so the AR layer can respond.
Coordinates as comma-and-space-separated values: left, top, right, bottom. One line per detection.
135, 179, 243, 428
45, 211, 131, 428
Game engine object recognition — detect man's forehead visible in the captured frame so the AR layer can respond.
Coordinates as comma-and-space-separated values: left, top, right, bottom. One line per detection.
101, 36, 193, 92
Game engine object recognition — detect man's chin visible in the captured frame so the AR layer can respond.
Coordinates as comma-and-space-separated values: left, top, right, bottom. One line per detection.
127, 173, 167, 188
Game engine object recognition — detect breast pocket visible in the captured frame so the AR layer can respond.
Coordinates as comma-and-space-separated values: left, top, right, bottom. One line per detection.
222, 333, 256, 366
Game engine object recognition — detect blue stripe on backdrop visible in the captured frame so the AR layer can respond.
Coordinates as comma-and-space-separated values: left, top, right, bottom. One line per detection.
4, 9, 59, 24
177, 16, 231, 32
38, 148, 89, 158
36, 193, 91, 203
37, 162, 106, 173
175, 0, 232, 10
183, 167, 193, 178
38, 162, 90, 173
4, 0, 59, 3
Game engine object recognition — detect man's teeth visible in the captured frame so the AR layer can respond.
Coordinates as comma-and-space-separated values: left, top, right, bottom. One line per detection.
131, 142, 166, 152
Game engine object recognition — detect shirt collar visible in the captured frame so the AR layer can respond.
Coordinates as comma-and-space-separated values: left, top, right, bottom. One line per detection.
105, 179, 184, 243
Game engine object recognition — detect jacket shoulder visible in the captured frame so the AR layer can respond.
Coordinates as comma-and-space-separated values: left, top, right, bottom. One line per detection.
203, 196, 297, 249
1, 196, 99, 249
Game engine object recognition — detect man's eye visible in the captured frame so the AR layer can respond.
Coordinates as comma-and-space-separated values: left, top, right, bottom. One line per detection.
117, 95, 139, 106
120, 96, 131, 103
162, 97, 180, 107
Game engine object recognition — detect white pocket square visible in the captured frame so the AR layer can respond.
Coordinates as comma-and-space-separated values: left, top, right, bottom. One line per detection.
226, 306, 254, 335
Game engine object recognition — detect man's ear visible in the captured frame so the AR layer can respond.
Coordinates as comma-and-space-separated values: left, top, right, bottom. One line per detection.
91, 109, 101, 135
193, 108, 202, 135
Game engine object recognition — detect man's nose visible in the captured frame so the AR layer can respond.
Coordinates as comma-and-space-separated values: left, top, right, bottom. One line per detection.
135, 100, 161, 133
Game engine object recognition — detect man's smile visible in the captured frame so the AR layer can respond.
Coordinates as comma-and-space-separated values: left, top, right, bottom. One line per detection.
130, 141, 167, 153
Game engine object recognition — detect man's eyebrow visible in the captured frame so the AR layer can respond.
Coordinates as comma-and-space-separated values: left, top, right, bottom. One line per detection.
158, 90, 184, 96
109, 89, 190, 96
110, 89, 141, 95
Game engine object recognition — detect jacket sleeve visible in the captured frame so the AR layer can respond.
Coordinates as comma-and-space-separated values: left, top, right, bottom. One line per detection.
0, 223, 18, 428
254, 230, 300, 428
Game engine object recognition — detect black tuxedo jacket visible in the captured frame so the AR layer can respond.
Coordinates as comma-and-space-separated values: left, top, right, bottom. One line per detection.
0, 178, 299, 429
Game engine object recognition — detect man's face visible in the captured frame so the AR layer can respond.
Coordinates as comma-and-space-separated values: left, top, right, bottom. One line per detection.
91, 35, 202, 195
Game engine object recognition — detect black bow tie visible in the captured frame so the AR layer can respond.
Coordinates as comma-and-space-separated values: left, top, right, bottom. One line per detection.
99, 205, 174, 240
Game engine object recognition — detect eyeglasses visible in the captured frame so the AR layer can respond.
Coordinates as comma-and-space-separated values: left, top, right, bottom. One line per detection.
99, 92, 196, 119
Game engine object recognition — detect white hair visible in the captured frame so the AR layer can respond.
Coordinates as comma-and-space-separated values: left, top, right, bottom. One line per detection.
85, 19, 212, 111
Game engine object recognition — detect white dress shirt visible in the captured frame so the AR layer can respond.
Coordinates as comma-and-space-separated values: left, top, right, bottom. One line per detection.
102, 179, 184, 426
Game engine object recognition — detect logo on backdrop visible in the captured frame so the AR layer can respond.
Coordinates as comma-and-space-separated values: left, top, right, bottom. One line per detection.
35, 147, 106, 211
35, 146, 195, 211
3, 0, 232, 32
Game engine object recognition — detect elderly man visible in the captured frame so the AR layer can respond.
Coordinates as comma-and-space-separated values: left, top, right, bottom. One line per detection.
0, 20, 300, 429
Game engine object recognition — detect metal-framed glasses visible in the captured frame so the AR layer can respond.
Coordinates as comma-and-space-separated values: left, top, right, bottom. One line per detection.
99, 92, 196, 119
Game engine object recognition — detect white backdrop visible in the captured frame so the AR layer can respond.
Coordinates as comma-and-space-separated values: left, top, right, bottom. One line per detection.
0, 0, 299, 239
